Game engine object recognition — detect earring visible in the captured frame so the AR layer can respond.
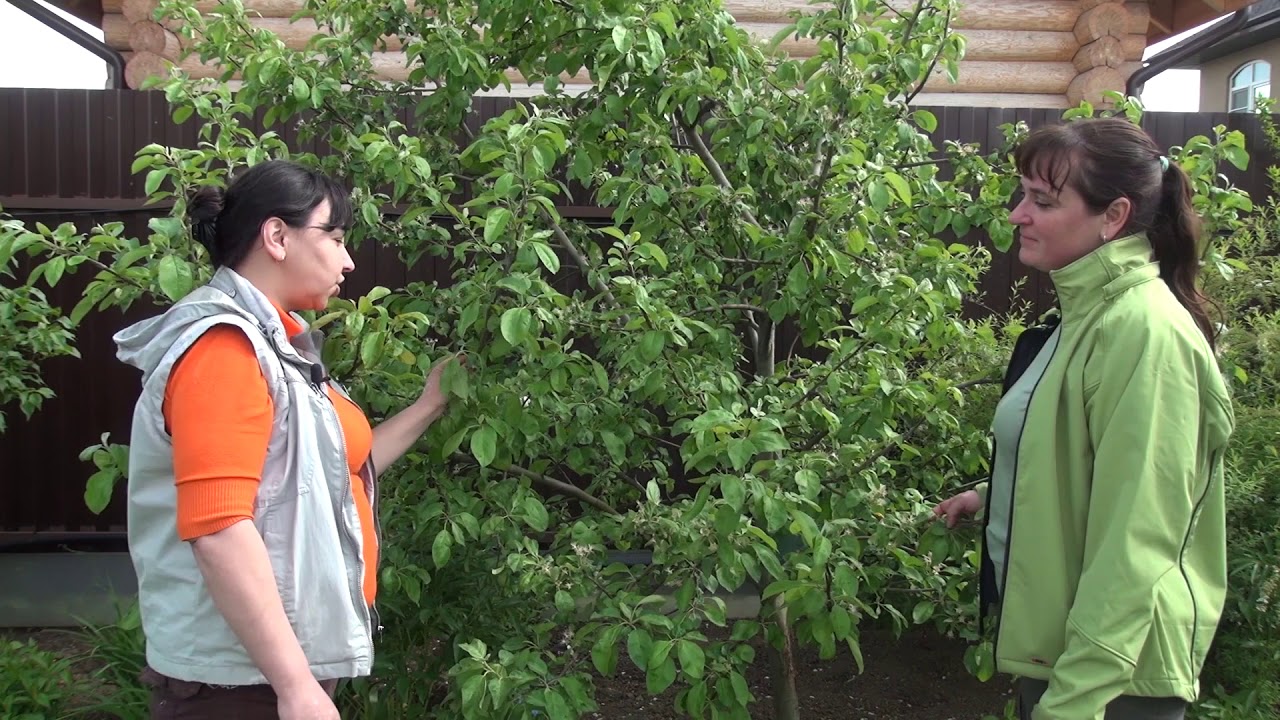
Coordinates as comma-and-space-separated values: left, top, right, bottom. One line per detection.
1100, 232, 1108, 243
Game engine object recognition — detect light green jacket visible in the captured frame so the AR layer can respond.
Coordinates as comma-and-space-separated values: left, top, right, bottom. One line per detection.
989, 234, 1233, 720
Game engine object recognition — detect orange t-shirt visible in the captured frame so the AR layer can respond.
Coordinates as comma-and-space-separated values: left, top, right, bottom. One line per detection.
163, 311, 378, 606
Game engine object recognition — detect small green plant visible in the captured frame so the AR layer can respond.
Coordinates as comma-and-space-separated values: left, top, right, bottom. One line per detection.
0, 637, 79, 720
73, 599, 150, 720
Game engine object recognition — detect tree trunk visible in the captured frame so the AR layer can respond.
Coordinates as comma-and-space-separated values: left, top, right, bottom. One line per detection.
767, 594, 801, 720
751, 323, 798, 719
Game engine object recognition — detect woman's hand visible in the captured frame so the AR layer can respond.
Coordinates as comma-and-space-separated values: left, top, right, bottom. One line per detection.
415, 353, 466, 421
933, 490, 982, 529
277, 679, 340, 720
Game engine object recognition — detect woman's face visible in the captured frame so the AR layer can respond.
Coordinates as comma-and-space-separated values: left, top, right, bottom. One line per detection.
279, 200, 354, 311
1009, 173, 1109, 273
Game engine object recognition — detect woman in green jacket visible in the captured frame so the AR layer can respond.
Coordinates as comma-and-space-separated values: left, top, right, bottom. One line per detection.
934, 117, 1233, 720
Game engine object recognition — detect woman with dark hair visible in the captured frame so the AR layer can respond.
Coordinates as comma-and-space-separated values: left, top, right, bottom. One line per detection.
934, 117, 1233, 720
115, 159, 459, 719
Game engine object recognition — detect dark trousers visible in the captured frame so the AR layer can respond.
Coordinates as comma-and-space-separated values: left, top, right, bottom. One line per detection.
141, 667, 340, 720
1016, 678, 1187, 720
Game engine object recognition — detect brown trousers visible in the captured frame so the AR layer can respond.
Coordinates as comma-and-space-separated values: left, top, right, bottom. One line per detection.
141, 667, 341, 720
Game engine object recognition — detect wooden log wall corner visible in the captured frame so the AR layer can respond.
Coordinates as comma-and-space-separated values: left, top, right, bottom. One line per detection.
1068, 1, 1149, 106
101, 0, 1156, 107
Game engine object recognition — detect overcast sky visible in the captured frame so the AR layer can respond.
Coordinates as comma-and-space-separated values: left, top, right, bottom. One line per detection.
0, 0, 1209, 109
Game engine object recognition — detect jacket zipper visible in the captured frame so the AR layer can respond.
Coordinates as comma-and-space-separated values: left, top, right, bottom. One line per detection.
313, 378, 377, 661
991, 327, 1061, 662
1179, 448, 1220, 668
266, 323, 379, 664
329, 381, 384, 640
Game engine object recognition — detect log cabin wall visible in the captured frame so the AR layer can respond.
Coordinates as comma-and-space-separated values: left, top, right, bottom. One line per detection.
101, 0, 1152, 107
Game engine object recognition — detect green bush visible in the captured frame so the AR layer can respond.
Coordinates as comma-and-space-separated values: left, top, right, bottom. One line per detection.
0, 637, 79, 720
1192, 106, 1280, 720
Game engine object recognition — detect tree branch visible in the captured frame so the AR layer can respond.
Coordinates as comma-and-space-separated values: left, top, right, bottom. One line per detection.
788, 306, 906, 410
545, 211, 626, 313
678, 118, 761, 229
713, 303, 766, 314
453, 452, 620, 515
904, 4, 952, 106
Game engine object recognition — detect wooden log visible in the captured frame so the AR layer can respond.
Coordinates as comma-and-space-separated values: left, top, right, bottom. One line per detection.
122, 0, 158, 24
1067, 65, 1125, 104
126, 48, 596, 88
1073, 36, 1123, 71
129, 20, 183, 57
103, 0, 122, 12
924, 60, 1076, 94
124, 50, 171, 89
1074, 3, 1131, 44
169, 15, 1082, 65
1125, 1, 1151, 37
1121, 33, 1146, 61
135, 0, 1145, 34
960, 29, 1078, 62
911, 92, 1069, 108
103, 13, 131, 50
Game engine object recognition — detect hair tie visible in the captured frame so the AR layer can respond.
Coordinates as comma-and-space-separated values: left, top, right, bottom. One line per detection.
1159, 155, 1170, 173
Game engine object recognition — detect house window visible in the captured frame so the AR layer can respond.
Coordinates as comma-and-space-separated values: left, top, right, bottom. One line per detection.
1229, 61, 1271, 113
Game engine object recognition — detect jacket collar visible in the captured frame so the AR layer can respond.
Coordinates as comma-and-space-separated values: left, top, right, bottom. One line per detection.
1049, 233, 1161, 322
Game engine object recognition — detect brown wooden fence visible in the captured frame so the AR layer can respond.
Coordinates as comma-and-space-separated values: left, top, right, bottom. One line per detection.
1, 88, 1276, 539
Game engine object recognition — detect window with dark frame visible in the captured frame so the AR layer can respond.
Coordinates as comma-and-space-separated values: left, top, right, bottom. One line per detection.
1229, 60, 1271, 113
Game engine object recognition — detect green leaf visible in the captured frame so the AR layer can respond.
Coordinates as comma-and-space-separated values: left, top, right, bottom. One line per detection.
532, 242, 560, 273
913, 110, 938, 133
720, 474, 745, 510
130, 154, 155, 174
484, 207, 513, 245
884, 172, 912, 206
730, 671, 752, 706
157, 255, 193, 301
500, 307, 532, 345
359, 331, 384, 367
638, 330, 665, 362
543, 690, 570, 718
144, 169, 166, 196
471, 426, 497, 467
626, 628, 652, 671
677, 640, 705, 679
727, 439, 755, 472
639, 242, 668, 269
458, 302, 481, 334
43, 256, 66, 286
612, 25, 631, 53
460, 673, 485, 715
555, 589, 575, 614
647, 657, 677, 694
292, 77, 309, 102
432, 529, 453, 568
84, 469, 116, 514
651, 10, 677, 36
1223, 145, 1248, 171
523, 495, 549, 532
592, 626, 623, 676
912, 600, 935, 624
442, 357, 470, 399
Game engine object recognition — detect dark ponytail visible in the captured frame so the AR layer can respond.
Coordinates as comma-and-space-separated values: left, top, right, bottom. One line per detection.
1015, 118, 1218, 347
185, 159, 353, 269
188, 186, 225, 261
1151, 161, 1218, 347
